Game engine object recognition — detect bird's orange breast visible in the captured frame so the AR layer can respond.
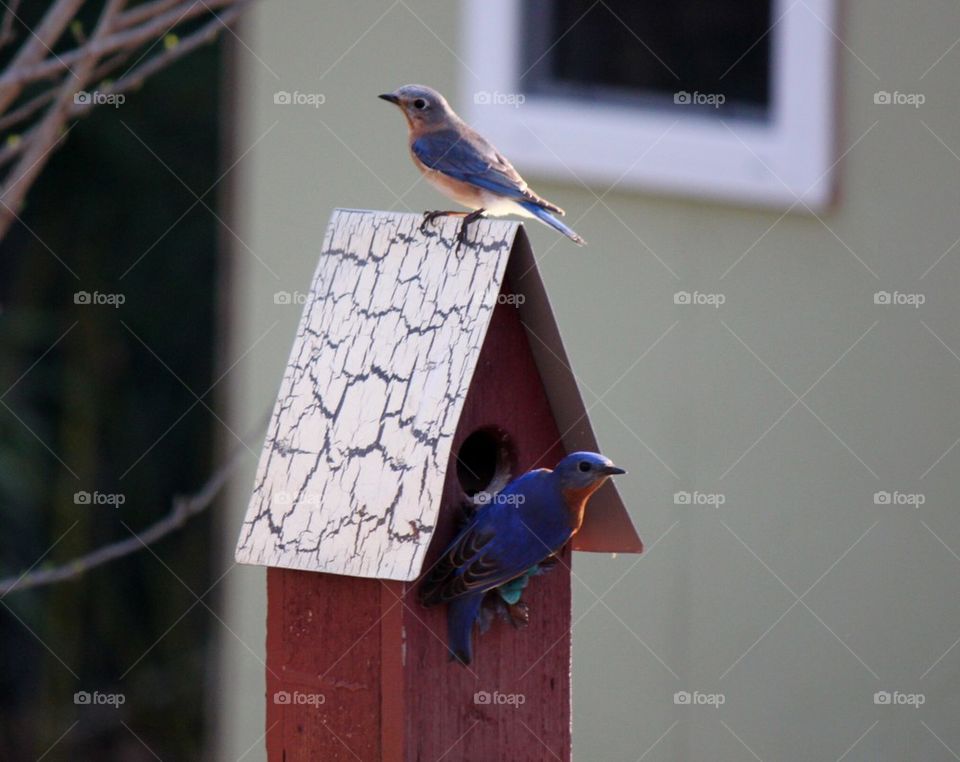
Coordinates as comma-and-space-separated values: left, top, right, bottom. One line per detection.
562, 481, 607, 536
410, 153, 485, 210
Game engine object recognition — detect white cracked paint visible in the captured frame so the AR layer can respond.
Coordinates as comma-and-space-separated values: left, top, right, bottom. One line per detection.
235, 209, 518, 580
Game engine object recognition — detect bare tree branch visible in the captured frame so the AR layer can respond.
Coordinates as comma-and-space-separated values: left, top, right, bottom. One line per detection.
0, 415, 267, 596
0, 0, 23, 50
0, 0, 244, 91
0, 0, 127, 237
0, 0, 86, 115
0, 0, 254, 242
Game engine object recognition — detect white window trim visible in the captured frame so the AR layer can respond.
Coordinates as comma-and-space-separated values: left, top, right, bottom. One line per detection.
460, 0, 839, 210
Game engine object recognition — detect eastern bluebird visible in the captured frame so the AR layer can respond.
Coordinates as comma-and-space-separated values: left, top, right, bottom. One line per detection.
379, 84, 586, 246
420, 451, 625, 665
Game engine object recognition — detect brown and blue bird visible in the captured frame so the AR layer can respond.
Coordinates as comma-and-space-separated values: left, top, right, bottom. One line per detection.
379, 84, 586, 246
420, 451, 625, 665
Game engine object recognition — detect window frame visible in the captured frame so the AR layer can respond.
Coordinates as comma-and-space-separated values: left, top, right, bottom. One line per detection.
460, 0, 839, 210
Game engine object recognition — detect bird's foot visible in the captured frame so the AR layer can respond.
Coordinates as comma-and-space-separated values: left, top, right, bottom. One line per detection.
506, 600, 530, 629
419, 210, 450, 233
456, 209, 486, 246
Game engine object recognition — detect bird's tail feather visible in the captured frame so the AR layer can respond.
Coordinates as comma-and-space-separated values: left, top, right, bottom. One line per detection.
448, 594, 483, 666
519, 201, 586, 246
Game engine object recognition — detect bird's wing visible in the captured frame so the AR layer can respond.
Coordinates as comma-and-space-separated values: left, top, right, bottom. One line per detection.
420, 475, 567, 605
412, 128, 564, 214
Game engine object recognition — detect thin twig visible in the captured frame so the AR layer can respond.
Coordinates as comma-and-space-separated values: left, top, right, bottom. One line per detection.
0, 0, 86, 116
0, 415, 268, 597
0, 0, 242, 91
115, 0, 188, 31
94, 0, 250, 101
0, 0, 127, 239
0, 0, 250, 163
0, 0, 22, 50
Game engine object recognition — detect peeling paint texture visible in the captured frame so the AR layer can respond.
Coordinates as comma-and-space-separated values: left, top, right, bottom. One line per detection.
235, 209, 518, 580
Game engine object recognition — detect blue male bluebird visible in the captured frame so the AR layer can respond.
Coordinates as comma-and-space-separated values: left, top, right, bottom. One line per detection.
420, 451, 625, 665
379, 85, 586, 246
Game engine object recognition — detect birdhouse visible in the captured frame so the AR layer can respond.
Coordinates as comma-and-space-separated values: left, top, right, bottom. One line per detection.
235, 208, 642, 761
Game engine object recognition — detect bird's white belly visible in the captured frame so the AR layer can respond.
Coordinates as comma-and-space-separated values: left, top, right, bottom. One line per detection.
480, 194, 534, 218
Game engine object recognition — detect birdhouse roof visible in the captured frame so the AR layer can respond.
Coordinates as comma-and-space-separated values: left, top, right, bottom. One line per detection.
235, 209, 641, 581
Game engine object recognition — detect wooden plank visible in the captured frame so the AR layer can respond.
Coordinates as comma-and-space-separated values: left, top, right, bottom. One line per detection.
266, 567, 384, 761
380, 580, 406, 762
400, 295, 572, 761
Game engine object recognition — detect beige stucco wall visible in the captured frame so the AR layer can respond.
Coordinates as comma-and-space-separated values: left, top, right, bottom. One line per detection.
218, 2, 960, 759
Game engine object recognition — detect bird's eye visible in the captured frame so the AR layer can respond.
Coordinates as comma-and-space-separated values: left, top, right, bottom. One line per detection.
578, 461, 591, 473
413, 98, 427, 110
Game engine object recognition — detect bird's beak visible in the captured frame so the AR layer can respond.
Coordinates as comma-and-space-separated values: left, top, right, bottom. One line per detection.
601, 465, 626, 476
378, 93, 400, 105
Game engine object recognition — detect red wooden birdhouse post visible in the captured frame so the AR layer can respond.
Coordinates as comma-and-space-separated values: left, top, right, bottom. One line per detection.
235, 209, 643, 761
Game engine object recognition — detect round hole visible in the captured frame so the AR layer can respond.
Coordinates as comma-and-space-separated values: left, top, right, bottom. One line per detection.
455, 428, 515, 498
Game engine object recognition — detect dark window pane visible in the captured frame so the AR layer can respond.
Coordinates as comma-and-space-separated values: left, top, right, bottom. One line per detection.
523, 0, 772, 118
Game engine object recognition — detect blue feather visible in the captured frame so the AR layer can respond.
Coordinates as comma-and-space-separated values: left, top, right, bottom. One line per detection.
412, 131, 528, 200
518, 201, 586, 245
447, 594, 483, 665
